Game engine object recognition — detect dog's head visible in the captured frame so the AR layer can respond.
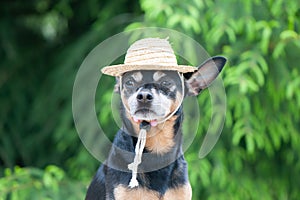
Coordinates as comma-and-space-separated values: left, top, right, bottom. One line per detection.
115, 56, 226, 128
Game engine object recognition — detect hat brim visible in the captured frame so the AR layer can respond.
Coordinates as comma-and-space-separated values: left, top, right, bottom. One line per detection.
101, 64, 197, 76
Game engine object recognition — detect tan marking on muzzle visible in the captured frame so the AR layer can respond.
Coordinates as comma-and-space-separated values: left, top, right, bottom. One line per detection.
169, 91, 182, 114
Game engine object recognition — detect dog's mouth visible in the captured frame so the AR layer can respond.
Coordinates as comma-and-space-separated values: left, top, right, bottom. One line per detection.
131, 109, 159, 127
134, 108, 157, 115
132, 117, 158, 127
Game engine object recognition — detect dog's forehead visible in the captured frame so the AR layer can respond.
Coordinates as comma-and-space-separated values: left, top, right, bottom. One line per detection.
123, 70, 180, 82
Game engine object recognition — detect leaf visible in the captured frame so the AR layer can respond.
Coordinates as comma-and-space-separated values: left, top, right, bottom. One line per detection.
251, 64, 265, 86
260, 26, 272, 54
225, 26, 236, 43
246, 134, 255, 154
280, 30, 298, 40
232, 119, 246, 145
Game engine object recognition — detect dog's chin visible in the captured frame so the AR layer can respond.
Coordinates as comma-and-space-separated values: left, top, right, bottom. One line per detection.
131, 110, 166, 127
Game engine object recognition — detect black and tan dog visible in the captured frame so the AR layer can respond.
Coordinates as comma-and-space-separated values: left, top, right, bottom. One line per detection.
85, 55, 226, 199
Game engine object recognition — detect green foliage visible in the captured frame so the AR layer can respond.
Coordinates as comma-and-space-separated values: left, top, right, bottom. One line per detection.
135, 0, 300, 199
1, 0, 300, 199
0, 0, 140, 177
0, 166, 86, 200
0, 0, 141, 197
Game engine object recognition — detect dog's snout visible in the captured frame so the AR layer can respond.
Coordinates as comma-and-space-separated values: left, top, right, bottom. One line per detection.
136, 91, 153, 103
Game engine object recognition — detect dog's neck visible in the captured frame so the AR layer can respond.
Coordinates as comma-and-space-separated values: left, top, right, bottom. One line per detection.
120, 103, 184, 155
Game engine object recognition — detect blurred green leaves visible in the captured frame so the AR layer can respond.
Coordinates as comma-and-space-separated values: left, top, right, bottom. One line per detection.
135, 0, 300, 199
0, 166, 86, 200
0, 0, 141, 195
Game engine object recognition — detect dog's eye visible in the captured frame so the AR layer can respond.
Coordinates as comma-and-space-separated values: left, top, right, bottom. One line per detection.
161, 81, 172, 87
125, 79, 134, 87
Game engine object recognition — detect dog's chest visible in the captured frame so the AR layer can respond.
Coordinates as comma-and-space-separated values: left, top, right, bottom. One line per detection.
113, 183, 192, 200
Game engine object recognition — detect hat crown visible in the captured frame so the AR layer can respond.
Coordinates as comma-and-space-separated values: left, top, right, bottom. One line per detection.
124, 38, 178, 66
101, 37, 197, 76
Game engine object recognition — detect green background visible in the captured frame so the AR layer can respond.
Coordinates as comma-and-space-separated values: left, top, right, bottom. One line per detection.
1, 0, 300, 199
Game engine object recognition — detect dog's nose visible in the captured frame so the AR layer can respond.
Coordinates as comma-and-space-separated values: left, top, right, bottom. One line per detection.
136, 91, 153, 103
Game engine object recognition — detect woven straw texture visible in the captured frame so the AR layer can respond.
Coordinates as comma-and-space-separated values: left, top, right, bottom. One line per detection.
101, 38, 197, 76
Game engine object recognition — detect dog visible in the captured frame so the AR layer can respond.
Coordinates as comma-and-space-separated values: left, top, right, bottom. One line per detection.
85, 55, 226, 200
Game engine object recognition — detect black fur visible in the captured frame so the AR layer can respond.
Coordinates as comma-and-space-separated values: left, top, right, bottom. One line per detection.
85, 106, 188, 200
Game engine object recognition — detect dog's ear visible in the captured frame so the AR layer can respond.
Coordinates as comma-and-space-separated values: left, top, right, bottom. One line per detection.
184, 56, 227, 96
114, 77, 120, 93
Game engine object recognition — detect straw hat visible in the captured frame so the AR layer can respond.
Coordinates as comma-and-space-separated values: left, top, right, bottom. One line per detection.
101, 38, 197, 76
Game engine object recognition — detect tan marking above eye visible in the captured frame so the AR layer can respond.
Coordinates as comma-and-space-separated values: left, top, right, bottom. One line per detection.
153, 71, 166, 82
132, 72, 143, 82
170, 85, 176, 92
